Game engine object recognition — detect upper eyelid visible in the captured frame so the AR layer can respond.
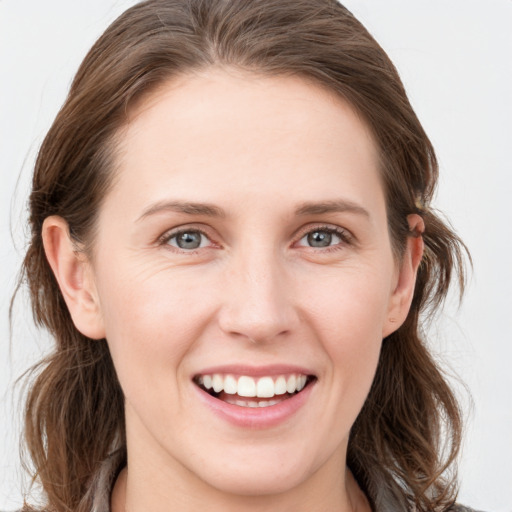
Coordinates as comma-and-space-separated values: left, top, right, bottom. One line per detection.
294, 223, 353, 241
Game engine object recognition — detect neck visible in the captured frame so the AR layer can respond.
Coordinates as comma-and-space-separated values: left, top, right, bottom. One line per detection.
111, 456, 370, 512
113, 406, 371, 512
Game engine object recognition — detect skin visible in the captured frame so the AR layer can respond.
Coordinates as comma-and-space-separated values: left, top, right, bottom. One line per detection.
43, 68, 424, 512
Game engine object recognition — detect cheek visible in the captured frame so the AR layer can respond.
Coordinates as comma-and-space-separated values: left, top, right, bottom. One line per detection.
306, 263, 393, 340
94, 263, 212, 394
304, 265, 391, 393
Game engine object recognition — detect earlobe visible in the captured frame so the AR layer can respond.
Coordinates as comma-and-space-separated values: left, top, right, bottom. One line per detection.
382, 214, 425, 338
42, 216, 106, 340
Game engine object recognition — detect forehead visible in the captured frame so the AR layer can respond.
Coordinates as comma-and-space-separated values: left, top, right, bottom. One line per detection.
110, 68, 383, 215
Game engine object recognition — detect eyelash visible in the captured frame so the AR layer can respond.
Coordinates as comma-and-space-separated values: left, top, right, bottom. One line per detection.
158, 224, 353, 254
295, 225, 353, 252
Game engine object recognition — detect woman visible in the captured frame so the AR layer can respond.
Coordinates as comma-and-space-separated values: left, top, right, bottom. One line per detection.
15, 0, 474, 511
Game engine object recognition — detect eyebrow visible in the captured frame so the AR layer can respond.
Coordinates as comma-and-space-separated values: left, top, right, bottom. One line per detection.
294, 199, 370, 218
137, 200, 226, 221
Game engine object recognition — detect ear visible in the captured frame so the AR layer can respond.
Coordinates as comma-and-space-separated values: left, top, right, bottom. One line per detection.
42, 216, 106, 340
382, 214, 425, 338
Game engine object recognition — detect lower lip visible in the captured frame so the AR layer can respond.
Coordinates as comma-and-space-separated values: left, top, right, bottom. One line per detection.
194, 381, 316, 429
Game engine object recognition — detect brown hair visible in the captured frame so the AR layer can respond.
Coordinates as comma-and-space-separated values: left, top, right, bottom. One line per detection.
17, 1, 468, 510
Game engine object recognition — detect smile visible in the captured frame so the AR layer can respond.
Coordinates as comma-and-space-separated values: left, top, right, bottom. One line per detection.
194, 373, 315, 408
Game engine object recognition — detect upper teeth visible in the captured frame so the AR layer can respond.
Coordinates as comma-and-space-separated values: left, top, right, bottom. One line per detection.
198, 374, 308, 398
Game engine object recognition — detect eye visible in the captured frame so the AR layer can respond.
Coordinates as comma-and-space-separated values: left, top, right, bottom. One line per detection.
163, 229, 211, 251
296, 226, 350, 249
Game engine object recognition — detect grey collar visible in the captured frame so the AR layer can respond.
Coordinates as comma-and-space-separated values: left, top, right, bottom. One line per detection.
89, 450, 125, 512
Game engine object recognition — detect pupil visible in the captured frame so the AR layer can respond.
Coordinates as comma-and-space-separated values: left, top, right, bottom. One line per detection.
308, 231, 332, 247
177, 232, 201, 249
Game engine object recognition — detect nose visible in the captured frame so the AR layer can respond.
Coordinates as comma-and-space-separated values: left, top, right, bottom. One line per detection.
217, 247, 300, 344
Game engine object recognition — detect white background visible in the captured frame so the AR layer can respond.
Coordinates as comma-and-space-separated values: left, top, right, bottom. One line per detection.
1, 1, 511, 510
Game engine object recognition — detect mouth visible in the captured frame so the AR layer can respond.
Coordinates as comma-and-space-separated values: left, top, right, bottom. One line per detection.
193, 372, 316, 408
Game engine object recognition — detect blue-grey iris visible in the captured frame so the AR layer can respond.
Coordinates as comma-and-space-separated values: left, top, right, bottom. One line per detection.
308, 231, 332, 247
177, 232, 202, 249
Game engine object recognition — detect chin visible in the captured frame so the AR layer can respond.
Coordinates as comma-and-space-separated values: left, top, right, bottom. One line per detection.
180, 445, 316, 498
204, 466, 310, 497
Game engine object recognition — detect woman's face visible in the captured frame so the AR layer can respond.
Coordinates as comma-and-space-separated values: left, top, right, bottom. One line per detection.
81, 69, 419, 499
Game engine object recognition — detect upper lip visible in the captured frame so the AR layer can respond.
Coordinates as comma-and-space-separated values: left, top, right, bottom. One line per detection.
193, 364, 316, 379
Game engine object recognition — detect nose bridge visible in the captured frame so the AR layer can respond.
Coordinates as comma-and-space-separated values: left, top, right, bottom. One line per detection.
218, 242, 297, 342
